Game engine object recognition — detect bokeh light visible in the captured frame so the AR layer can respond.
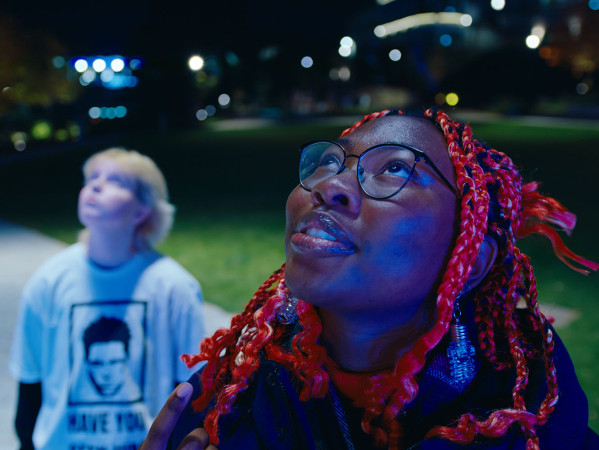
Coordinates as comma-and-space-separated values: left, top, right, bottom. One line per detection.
338, 66, 351, 81
446, 92, 459, 106
206, 105, 216, 116
338, 36, 356, 58
111, 58, 125, 72
434, 92, 446, 105
10, 132, 27, 151
129, 59, 143, 70
490, 0, 506, 11
440, 34, 453, 46
52, 56, 65, 69
218, 93, 231, 106
92, 58, 107, 72
525, 35, 541, 49
389, 49, 402, 61
301, 56, 314, 68
196, 109, 208, 121
74, 59, 88, 73
590, 0, 599, 10
88, 107, 101, 119
188, 55, 205, 71
55, 129, 69, 142
576, 82, 589, 95
31, 120, 52, 140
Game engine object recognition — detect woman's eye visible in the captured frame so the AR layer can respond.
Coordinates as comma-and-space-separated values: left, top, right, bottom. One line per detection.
319, 153, 341, 167
383, 161, 410, 177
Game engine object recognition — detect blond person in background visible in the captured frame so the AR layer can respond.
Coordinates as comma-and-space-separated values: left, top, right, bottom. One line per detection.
10, 148, 205, 449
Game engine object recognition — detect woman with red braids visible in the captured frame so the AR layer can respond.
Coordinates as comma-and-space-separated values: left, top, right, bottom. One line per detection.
142, 108, 598, 450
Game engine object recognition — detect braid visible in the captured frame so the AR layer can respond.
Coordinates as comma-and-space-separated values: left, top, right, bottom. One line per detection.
182, 108, 596, 449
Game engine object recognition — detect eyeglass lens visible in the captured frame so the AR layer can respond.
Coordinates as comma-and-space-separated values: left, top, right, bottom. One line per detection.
299, 141, 417, 199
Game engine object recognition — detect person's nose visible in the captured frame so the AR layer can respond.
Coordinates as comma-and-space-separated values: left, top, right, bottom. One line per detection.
310, 166, 362, 213
87, 177, 103, 192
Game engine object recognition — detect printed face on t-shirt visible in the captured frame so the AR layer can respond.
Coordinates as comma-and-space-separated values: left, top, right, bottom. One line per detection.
86, 341, 129, 397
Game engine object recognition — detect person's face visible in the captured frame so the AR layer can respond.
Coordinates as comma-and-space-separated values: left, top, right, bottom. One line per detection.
78, 159, 148, 232
285, 116, 458, 325
86, 341, 128, 396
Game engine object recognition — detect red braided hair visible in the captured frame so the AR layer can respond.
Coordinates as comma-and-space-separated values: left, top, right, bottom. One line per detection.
182, 108, 598, 449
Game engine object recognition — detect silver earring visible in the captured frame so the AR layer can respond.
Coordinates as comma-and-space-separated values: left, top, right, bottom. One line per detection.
276, 294, 299, 325
447, 296, 476, 388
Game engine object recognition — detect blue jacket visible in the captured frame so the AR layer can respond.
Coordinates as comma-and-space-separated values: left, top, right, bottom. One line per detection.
170, 328, 598, 449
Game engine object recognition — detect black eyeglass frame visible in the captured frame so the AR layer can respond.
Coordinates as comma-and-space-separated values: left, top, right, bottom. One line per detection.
299, 140, 459, 200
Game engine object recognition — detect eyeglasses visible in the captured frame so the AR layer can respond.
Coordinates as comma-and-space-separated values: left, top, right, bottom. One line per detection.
299, 140, 458, 199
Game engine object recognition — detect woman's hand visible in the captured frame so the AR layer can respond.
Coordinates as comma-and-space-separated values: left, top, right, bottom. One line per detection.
140, 382, 218, 450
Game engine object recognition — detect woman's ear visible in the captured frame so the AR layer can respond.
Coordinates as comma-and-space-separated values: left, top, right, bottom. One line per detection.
465, 235, 498, 290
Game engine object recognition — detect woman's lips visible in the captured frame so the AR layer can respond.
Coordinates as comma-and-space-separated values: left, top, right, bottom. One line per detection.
290, 212, 356, 255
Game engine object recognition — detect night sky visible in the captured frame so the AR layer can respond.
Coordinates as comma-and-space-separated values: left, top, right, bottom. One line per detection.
2, 0, 371, 59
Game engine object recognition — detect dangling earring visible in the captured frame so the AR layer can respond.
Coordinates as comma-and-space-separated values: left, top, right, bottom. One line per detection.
447, 293, 476, 388
276, 294, 299, 325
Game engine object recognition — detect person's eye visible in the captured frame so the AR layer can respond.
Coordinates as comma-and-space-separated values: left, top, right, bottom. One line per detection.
107, 175, 128, 187
381, 160, 411, 178
319, 152, 342, 168
84, 173, 99, 185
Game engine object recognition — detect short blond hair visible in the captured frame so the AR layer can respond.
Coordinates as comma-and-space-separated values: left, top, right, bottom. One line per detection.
81, 147, 175, 249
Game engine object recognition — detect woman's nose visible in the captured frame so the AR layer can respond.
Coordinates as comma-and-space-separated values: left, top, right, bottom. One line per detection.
310, 169, 362, 213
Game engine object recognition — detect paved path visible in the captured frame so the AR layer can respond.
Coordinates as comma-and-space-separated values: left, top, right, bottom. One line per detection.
0, 219, 579, 449
0, 220, 234, 449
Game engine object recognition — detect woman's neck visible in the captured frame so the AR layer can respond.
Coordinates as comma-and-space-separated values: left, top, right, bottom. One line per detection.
86, 229, 138, 268
319, 306, 432, 372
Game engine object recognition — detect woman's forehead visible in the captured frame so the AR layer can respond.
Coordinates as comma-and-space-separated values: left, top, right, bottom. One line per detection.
340, 115, 452, 171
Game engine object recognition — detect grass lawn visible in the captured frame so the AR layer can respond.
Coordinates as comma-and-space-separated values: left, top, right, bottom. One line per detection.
1, 114, 598, 431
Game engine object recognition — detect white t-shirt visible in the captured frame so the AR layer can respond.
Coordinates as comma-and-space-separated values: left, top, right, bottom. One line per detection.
9, 243, 206, 449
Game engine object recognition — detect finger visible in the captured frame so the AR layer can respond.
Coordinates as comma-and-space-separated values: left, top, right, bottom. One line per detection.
141, 382, 193, 449
177, 427, 213, 450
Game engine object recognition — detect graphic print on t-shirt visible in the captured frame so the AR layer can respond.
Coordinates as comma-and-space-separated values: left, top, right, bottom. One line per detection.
69, 300, 147, 406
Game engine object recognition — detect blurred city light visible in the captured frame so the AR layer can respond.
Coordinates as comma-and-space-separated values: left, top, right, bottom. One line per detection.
590, 0, 599, 10
100, 69, 115, 83
338, 67, 351, 81
225, 51, 240, 66
89, 107, 101, 119
446, 92, 459, 106
531, 24, 546, 40
389, 49, 402, 61
80, 69, 97, 86
374, 12, 473, 38
55, 129, 69, 142
338, 36, 356, 58
490, 0, 506, 11
526, 35, 541, 49
74, 59, 88, 73
92, 58, 107, 72
206, 105, 216, 116
88, 106, 127, 120
301, 56, 314, 68
576, 82, 589, 95
218, 93, 231, 106
52, 56, 66, 69
11, 132, 27, 152
130, 59, 143, 70
188, 55, 205, 71
31, 120, 52, 140
111, 58, 125, 72
440, 34, 453, 46
338, 46, 351, 57
196, 109, 208, 121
